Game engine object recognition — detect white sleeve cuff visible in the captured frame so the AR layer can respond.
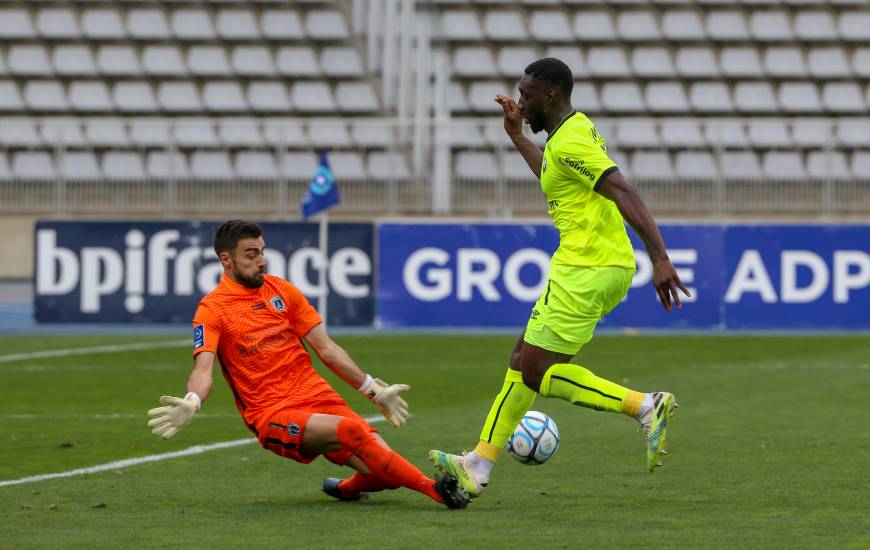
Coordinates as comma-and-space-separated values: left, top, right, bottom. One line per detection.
184, 391, 202, 411
357, 374, 374, 394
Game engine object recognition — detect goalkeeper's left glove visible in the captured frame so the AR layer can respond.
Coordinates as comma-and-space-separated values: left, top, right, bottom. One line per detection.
147, 392, 201, 439
358, 375, 410, 427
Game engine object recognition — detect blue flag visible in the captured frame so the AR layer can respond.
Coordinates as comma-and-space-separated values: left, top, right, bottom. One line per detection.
301, 150, 340, 219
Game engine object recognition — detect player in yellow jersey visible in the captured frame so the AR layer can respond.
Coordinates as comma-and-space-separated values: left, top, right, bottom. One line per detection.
430, 58, 690, 497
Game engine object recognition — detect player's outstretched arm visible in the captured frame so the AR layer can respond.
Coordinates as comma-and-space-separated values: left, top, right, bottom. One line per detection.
495, 94, 543, 179
147, 351, 215, 439
597, 170, 691, 312
304, 324, 410, 427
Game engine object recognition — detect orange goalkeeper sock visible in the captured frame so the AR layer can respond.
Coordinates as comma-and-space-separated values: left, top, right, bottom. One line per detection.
337, 471, 400, 498
336, 418, 442, 503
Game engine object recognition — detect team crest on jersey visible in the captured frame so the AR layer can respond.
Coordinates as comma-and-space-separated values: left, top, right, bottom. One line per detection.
269, 295, 285, 312
193, 324, 204, 350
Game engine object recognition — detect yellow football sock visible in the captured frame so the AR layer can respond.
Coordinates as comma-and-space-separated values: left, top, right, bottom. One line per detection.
540, 362, 641, 416
476, 369, 537, 460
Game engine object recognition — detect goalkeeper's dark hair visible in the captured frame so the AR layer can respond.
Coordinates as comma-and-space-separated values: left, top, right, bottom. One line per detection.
213, 220, 263, 255
524, 58, 573, 98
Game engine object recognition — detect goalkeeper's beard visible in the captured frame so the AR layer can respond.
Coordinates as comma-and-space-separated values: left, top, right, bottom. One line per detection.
234, 266, 265, 288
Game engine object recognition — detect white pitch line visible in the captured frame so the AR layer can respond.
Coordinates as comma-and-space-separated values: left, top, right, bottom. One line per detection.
0, 340, 190, 363
0, 415, 385, 488
5, 413, 239, 420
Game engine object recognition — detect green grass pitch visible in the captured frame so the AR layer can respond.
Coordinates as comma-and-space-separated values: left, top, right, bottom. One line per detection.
1, 333, 868, 548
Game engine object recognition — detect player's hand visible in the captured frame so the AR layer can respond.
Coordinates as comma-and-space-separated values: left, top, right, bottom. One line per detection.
367, 379, 410, 428
495, 94, 523, 139
147, 393, 200, 439
652, 258, 691, 312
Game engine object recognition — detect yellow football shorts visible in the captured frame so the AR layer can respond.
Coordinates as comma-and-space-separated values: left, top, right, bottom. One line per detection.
523, 263, 635, 355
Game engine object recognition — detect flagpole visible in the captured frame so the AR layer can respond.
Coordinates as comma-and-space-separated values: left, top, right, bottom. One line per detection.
318, 210, 329, 326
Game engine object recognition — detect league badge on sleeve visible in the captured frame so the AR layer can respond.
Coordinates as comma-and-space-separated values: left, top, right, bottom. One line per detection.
193, 324, 205, 350
270, 296, 286, 312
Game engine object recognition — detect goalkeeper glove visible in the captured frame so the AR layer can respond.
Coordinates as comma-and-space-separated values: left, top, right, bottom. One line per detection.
358, 375, 410, 427
147, 392, 201, 439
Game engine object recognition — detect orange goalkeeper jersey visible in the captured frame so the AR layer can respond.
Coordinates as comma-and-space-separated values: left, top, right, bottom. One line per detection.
192, 273, 333, 427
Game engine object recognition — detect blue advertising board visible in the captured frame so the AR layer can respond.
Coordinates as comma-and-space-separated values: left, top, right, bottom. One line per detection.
377, 223, 870, 330
34, 221, 374, 325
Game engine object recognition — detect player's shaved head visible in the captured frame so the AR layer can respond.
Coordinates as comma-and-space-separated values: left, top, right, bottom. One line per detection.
213, 220, 263, 256
523, 58, 573, 99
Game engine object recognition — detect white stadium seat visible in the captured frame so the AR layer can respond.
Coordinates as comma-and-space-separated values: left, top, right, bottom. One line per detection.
277, 47, 320, 76
25, 81, 68, 111
795, 11, 837, 41
617, 11, 660, 41
571, 82, 601, 113
131, 119, 171, 146
764, 47, 806, 78
368, 152, 411, 179
791, 118, 832, 147
61, 152, 102, 179
203, 82, 247, 112
484, 11, 528, 41
574, 12, 616, 41
336, 82, 380, 112
97, 46, 141, 76
261, 10, 305, 40
734, 82, 778, 113
615, 119, 659, 148
546, 47, 585, 77
85, 119, 129, 146
14, 152, 56, 179
529, 11, 573, 42
822, 83, 866, 113
351, 119, 396, 148
836, 119, 870, 147
82, 9, 126, 39
762, 152, 806, 179
292, 82, 336, 112
468, 81, 507, 112
219, 118, 263, 147
158, 82, 203, 112
128, 9, 171, 39
321, 47, 364, 77
806, 151, 851, 178
449, 118, 486, 148
172, 10, 216, 40
631, 152, 674, 179
104, 152, 146, 180
147, 152, 190, 179
307, 119, 352, 148
748, 120, 791, 147
601, 82, 644, 112
455, 151, 499, 179
707, 11, 749, 41
142, 46, 187, 76
0, 153, 10, 179
808, 48, 851, 78
8, 46, 52, 76
720, 47, 763, 77
330, 152, 368, 180
264, 119, 307, 147
838, 12, 870, 42
690, 82, 734, 113
705, 120, 749, 148
248, 82, 292, 112
497, 47, 538, 77
441, 11, 483, 40
662, 12, 706, 41
851, 152, 870, 177
191, 151, 234, 179
448, 83, 470, 113
41, 118, 85, 146
719, 151, 761, 179
675, 151, 718, 178
174, 118, 219, 147
0, 9, 35, 38
453, 47, 498, 77
500, 152, 533, 179
854, 49, 870, 78
217, 10, 260, 39
646, 82, 690, 113
236, 152, 279, 179
232, 47, 275, 76
661, 119, 704, 147
306, 10, 349, 40
750, 11, 793, 41
779, 82, 822, 113
676, 47, 719, 77
281, 152, 319, 179
632, 48, 676, 78
0, 118, 40, 147
54, 46, 98, 76
188, 47, 232, 76
587, 47, 631, 77
36, 8, 79, 38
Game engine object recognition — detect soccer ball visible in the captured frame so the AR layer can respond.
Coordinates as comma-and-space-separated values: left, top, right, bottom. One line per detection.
506, 411, 560, 465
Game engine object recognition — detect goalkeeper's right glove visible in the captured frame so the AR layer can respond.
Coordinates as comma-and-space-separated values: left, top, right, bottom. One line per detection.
358, 375, 410, 428
147, 392, 201, 439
